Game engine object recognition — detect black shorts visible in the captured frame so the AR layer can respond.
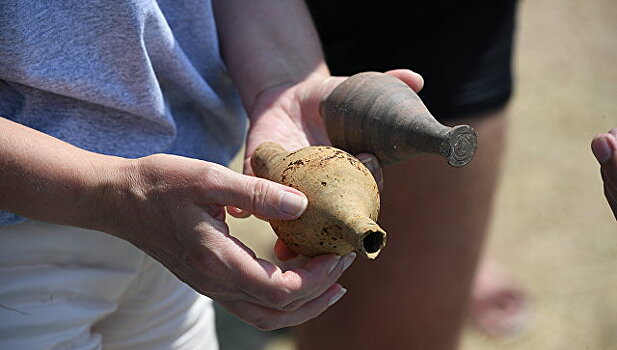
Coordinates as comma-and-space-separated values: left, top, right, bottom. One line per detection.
307, 0, 519, 120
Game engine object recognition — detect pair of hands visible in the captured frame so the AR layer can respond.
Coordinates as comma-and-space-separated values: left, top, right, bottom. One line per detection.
111, 66, 614, 330
104, 72, 614, 330
110, 70, 423, 330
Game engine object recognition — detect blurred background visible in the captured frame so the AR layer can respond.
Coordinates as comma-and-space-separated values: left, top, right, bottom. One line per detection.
218, 0, 617, 349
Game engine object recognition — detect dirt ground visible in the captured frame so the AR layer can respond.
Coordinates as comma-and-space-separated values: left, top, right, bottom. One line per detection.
217, 0, 617, 349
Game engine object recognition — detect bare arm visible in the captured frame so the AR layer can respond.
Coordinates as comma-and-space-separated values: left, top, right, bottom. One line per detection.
212, 0, 423, 162
0, 117, 127, 231
211, 1, 421, 265
0, 2, 354, 330
213, 0, 329, 111
0, 115, 353, 330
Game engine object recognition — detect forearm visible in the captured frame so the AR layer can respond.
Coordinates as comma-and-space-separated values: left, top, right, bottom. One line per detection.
212, 0, 329, 112
0, 117, 131, 231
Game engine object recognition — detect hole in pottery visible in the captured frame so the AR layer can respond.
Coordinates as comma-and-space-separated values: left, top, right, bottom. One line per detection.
363, 231, 383, 253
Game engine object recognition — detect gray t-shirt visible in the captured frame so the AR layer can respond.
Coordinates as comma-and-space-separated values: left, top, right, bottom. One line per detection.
0, 0, 247, 225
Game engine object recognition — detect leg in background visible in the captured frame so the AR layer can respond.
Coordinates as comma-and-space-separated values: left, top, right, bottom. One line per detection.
296, 110, 507, 350
469, 259, 529, 338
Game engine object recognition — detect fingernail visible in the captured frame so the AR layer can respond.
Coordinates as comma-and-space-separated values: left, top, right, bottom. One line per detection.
328, 255, 341, 274
610, 128, 617, 138
280, 191, 308, 217
413, 72, 424, 87
376, 171, 383, 191
342, 252, 356, 271
328, 287, 347, 307
593, 138, 613, 164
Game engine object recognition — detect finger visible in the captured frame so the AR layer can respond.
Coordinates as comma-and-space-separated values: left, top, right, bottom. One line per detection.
593, 132, 617, 192
592, 131, 617, 219
206, 166, 308, 220
385, 69, 424, 92
228, 205, 269, 221
601, 160, 617, 207
218, 283, 347, 331
253, 214, 270, 222
226, 206, 252, 219
278, 254, 312, 271
269, 252, 354, 310
212, 206, 226, 221
243, 154, 255, 176
206, 203, 354, 310
280, 252, 356, 312
356, 153, 384, 191
230, 250, 353, 310
591, 132, 616, 165
605, 182, 617, 219
602, 162, 617, 197
274, 238, 299, 261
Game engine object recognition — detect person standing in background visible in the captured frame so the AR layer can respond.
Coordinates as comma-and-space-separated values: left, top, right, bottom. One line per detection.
296, 1, 525, 349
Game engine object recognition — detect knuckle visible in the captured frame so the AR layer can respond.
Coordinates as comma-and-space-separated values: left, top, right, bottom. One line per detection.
251, 314, 278, 331
265, 288, 293, 309
281, 300, 301, 312
198, 164, 227, 192
254, 320, 275, 331
279, 271, 304, 292
247, 178, 274, 213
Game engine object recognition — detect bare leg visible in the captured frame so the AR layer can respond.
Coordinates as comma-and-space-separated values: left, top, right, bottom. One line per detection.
469, 259, 529, 338
296, 111, 507, 350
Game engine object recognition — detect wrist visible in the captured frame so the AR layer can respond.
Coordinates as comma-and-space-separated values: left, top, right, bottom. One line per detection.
247, 69, 331, 118
77, 155, 141, 236
248, 72, 345, 128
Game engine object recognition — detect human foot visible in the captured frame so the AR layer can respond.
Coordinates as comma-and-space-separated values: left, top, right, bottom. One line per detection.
469, 261, 530, 338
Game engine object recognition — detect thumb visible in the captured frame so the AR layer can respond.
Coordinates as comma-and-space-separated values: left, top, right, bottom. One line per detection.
356, 153, 383, 192
591, 130, 617, 165
385, 69, 424, 93
210, 168, 308, 220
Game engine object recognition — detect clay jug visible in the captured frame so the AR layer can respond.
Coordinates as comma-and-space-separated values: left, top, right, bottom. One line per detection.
251, 142, 386, 259
322, 72, 478, 167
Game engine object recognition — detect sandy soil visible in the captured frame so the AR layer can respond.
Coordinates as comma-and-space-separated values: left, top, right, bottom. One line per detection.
218, 0, 617, 349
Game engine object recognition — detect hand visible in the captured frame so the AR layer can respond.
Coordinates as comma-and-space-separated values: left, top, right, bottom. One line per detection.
103, 154, 355, 330
243, 69, 425, 175
591, 128, 617, 220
